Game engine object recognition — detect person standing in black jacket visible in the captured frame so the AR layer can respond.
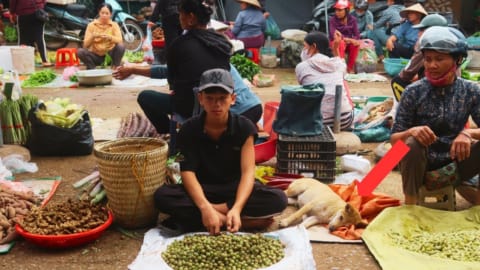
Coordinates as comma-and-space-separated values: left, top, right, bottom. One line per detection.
137, 0, 232, 134
148, 0, 182, 49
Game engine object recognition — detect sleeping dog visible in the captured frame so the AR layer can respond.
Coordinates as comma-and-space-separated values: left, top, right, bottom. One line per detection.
279, 178, 367, 231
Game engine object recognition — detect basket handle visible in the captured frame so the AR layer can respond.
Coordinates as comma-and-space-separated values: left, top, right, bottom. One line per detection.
131, 154, 149, 217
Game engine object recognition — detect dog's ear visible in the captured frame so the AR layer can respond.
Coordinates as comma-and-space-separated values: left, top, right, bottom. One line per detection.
344, 203, 354, 213
356, 220, 369, 228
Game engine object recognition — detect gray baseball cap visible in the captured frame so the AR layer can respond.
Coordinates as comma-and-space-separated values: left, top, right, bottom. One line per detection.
198, 68, 234, 94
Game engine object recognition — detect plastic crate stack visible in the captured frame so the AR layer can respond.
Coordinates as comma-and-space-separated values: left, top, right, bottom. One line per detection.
276, 126, 336, 183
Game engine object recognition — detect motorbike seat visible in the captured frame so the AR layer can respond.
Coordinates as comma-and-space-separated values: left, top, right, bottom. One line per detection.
65, 4, 88, 18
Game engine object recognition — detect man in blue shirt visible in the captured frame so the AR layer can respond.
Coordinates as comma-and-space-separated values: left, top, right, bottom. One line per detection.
385, 3, 427, 59
367, 0, 404, 62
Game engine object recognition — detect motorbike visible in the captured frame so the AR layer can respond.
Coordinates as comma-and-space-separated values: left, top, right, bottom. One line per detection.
44, 0, 144, 52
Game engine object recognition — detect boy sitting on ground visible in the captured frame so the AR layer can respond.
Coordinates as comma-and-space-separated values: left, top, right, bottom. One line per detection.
153, 68, 287, 236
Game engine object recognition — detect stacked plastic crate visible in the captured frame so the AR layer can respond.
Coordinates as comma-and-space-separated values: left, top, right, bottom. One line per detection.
276, 126, 336, 183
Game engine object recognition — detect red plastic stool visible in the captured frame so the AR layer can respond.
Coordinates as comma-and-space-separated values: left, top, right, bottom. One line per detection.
55, 48, 80, 68
246, 48, 260, 64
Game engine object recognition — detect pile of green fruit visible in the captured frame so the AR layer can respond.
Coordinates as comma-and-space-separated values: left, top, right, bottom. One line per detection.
162, 233, 284, 270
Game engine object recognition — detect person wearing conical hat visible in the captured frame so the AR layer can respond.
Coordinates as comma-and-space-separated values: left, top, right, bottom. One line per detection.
228, 0, 266, 48
390, 13, 449, 102
385, 3, 428, 59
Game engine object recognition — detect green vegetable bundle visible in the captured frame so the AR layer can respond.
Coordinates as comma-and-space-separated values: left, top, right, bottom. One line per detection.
21, 69, 57, 88
0, 90, 38, 145
4, 25, 17, 42
230, 53, 260, 81
124, 51, 145, 63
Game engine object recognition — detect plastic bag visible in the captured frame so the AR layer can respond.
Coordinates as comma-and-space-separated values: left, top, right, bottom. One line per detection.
355, 39, 377, 73
2, 154, 38, 173
265, 15, 281, 40
27, 103, 94, 156
273, 84, 325, 136
353, 125, 391, 142
0, 158, 13, 179
340, 154, 371, 174
142, 26, 154, 63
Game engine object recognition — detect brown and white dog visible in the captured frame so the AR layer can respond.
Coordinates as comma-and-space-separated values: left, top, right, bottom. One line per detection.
279, 178, 367, 231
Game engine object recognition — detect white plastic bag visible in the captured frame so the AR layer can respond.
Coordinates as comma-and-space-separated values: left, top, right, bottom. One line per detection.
2, 154, 38, 173
142, 26, 154, 64
335, 171, 366, 185
0, 158, 13, 179
340, 154, 371, 174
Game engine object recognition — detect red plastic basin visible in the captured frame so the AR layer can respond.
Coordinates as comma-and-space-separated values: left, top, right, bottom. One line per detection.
254, 138, 277, 164
16, 211, 113, 249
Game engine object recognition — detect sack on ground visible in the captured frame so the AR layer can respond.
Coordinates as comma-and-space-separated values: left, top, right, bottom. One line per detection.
27, 103, 94, 156
273, 84, 325, 136
35, 9, 49, 23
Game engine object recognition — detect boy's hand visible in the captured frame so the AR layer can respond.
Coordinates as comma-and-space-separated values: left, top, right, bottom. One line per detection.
201, 206, 222, 235
226, 209, 241, 233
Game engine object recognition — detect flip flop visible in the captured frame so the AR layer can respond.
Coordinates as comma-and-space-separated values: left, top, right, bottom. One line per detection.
42, 63, 54, 67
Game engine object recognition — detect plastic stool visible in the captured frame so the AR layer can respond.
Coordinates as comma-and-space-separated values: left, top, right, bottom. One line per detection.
55, 48, 80, 68
246, 48, 260, 64
418, 185, 455, 211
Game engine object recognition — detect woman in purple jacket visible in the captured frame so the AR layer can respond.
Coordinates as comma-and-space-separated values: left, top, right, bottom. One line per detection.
9, 0, 53, 67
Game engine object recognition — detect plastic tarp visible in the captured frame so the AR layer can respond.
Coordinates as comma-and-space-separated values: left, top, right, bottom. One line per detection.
362, 205, 480, 270
129, 226, 316, 270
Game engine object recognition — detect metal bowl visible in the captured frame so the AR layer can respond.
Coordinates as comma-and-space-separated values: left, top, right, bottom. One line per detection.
76, 69, 113, 86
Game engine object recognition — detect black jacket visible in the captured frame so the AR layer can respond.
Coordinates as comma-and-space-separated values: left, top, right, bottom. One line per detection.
167, 29, 232, 118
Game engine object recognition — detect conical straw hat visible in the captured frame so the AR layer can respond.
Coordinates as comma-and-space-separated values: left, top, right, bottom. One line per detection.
236, 0, 261, 9
400, 3, 428, 18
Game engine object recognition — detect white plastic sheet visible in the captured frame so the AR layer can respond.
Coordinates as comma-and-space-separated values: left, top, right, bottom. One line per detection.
129, 226, 316, 270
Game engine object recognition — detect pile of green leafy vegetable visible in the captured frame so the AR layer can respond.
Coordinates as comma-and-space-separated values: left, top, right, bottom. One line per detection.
230, 53, 260, 81
21, 69, 57, 88
124, 51, 144, 63
4, 25, 17, 42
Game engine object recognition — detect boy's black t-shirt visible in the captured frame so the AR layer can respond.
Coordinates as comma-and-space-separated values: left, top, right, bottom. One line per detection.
177, 111, 257, 184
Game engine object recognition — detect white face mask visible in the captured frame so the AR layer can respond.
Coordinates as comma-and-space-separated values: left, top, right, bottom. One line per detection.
300, 48, 311, 61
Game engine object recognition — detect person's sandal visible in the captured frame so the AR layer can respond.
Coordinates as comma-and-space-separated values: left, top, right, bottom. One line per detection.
42, 62, 54, 67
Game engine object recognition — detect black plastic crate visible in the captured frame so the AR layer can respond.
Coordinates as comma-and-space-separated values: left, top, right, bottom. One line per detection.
276, 159, 336, 183
276, 126, 336, 183
277, 126, 335, 152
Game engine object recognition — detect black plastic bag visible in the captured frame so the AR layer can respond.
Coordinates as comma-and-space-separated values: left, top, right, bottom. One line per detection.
27, 104, 94, 156
273, 84, 325, 136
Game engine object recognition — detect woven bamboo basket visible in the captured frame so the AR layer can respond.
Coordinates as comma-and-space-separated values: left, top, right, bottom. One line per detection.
94, 137, 168, 228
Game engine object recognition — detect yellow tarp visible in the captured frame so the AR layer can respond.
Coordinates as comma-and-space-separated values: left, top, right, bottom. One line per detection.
362, 205, 480, 270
